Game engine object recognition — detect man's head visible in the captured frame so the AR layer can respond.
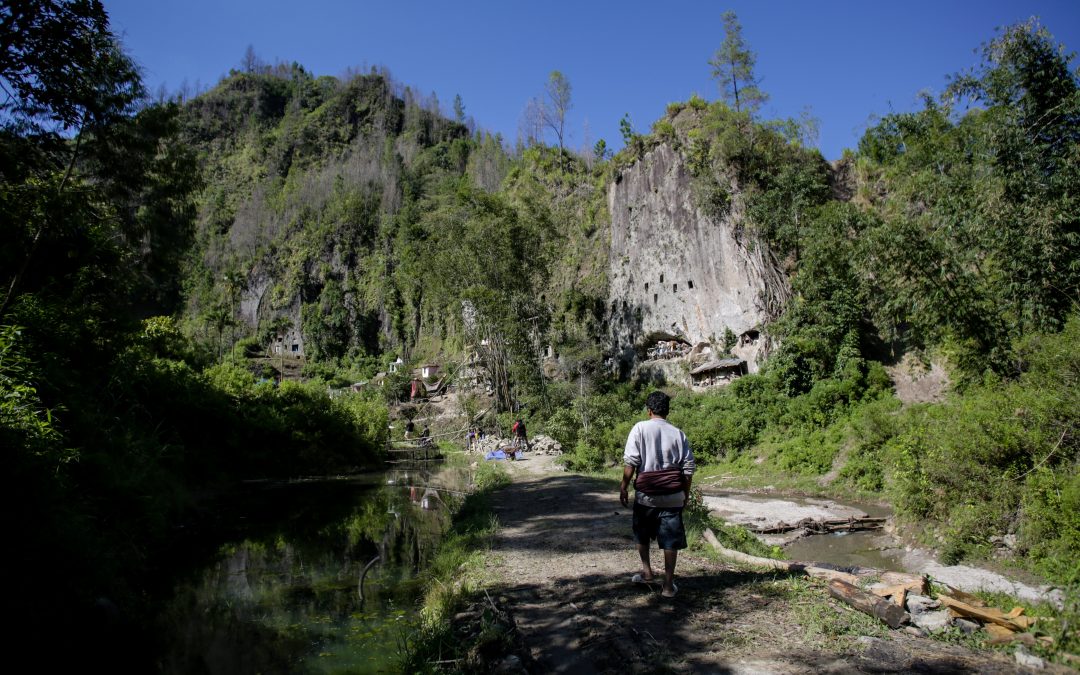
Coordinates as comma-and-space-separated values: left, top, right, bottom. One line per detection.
646, 390, 670, 417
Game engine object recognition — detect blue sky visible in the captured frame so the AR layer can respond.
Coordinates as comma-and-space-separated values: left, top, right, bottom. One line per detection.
103, 0, 1080, 161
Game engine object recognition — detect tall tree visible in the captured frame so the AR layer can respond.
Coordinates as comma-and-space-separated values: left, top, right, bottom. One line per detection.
519, 96, 544, 147
1, 0, 147, 317
453, 93, 466, 123
856, 19, 1080, 374
240, 44, 262, 73
542, 70, 572, 153
709, 11, 768, 114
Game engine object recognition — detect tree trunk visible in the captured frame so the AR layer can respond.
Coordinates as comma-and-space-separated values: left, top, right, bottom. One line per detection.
827, 579, 909, 629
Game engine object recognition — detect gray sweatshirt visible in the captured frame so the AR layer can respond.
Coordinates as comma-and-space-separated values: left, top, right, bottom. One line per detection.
623, 417, 695, 507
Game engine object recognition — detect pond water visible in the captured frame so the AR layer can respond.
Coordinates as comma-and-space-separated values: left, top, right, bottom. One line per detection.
154, 465, 469, 674
783, 529, 904, 571
702, 489, 904, 572
770, 496, 903, 572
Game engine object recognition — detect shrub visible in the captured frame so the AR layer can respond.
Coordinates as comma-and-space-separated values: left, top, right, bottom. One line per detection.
879, 314, 1080, 583
1020, 469, 1080, 584
204, 361, 257, 397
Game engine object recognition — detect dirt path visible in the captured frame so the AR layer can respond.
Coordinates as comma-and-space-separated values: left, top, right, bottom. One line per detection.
481, 453, 1059, 674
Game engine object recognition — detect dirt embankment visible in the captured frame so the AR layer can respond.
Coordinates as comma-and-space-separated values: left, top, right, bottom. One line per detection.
478, 453, 1060, 674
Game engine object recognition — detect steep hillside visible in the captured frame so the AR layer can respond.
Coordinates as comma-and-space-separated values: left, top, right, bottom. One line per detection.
176, 72, 817, 389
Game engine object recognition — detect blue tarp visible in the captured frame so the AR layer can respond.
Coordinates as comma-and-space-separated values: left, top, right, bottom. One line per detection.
485, 449, 507, 461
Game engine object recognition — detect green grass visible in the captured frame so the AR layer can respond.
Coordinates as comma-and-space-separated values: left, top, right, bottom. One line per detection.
787, 577, 889, 650
395, 464, 508, 672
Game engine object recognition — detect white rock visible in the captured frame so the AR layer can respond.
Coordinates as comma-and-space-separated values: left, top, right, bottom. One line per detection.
953, 618, 980, 634
910, 609, 952, 632
1014, 647, 1045, 670
905, 594, 941, 615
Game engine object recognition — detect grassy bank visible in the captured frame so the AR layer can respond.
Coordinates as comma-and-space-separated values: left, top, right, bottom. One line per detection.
396, 462, 514, 672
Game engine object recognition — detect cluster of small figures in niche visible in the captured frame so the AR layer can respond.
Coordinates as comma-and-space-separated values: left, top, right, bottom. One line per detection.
647, 341, 689, 360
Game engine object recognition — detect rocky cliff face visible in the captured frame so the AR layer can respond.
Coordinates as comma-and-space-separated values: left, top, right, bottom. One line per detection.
606, 143, 770, 370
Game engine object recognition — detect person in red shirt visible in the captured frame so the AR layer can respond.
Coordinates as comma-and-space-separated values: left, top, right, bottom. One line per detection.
511, 418, 529, 452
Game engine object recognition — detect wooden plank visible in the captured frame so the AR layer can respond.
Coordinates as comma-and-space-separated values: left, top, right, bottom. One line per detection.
871, 584, 906, 598
871, 582, 923, 607
937, 594, 1036, 631
987, 630, 1037, 647
828, 579, 909, 629
878, 572, 929, 595
938, 585, 986, 607
984, 624, 1017, 642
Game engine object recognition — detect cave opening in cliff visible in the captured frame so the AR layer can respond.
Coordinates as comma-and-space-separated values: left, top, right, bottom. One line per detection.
673, 284, 678, 292
688, 280, 694, 289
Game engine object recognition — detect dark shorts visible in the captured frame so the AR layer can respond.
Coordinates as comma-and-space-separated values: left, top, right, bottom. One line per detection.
632, 501, 687, 550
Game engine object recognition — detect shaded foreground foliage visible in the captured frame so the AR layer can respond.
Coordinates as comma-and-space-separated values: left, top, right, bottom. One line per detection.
0, 3, 387, 666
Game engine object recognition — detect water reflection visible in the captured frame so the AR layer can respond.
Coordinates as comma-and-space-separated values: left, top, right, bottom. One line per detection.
156, 466, 471, 674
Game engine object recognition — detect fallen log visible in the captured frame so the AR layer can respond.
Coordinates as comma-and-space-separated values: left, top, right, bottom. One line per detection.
828, 579, 910, 629
801, 565, 860, 584
703, 529, 788, 570
702, 529, 859, 584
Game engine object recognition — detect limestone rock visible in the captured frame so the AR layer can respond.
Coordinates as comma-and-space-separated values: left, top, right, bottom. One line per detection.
954, 618, 981, 634
606, 143, 775, 372
904, 594, 941, 615
910, 609, 952, 632
1014, 647, 1045, 670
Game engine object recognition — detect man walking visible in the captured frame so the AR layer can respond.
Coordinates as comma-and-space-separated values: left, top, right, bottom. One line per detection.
619, 391, 695, 598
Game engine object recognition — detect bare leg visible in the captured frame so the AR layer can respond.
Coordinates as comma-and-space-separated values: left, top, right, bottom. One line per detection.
637, 543, 655, 580
663, 549, 678, 593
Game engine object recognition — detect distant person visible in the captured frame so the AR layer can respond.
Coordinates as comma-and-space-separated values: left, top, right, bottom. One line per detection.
421, 425, 430, 446
404, 419, 415, 440
511, 418, 529, 452
620, 391, 694, 599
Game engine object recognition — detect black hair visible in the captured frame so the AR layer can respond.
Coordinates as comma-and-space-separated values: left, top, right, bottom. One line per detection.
646, 390, 670, 417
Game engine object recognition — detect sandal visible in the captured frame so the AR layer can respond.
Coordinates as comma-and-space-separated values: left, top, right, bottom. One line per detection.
661, 583, 679, 598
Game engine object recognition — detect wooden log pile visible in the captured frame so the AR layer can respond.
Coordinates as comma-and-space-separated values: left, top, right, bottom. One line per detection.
751, 516, 886, 535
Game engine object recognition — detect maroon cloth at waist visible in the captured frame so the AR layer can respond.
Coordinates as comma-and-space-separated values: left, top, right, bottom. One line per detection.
634, 468, 686, 496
